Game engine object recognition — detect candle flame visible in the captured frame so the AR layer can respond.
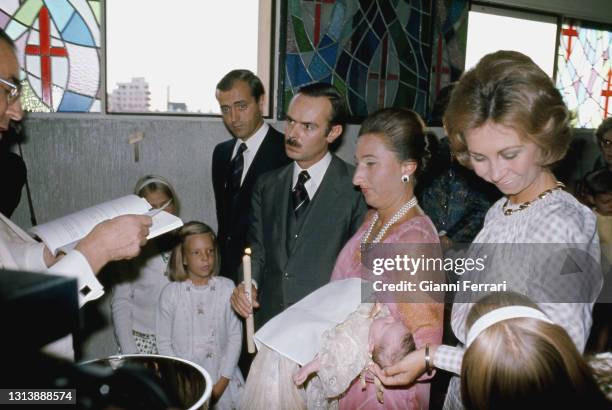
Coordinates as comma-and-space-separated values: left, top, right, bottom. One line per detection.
245, 248, 252, 255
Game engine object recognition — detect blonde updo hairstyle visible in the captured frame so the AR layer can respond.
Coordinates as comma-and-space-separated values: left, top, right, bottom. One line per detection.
444, 50, 572, 169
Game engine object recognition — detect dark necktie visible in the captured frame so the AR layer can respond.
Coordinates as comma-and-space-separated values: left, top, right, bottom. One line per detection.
292, 170, 311, 219
227, 142, 247, 196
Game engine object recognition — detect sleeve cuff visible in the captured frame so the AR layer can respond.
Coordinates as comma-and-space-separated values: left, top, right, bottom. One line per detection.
18, 242, 48, 272
433, 345, 464, 375
48, 250, 104, 307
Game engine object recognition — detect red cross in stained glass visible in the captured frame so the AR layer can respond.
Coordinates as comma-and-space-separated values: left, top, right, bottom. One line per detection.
433, 32, 450, 96
602, 69, 612, 118
368, 35, 398, 108
25, 6, 68, 107
561, 24, 579, 60
303, 0, 335, 47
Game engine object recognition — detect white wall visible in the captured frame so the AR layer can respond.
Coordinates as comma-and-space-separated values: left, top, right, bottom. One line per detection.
12, 117, 361, 231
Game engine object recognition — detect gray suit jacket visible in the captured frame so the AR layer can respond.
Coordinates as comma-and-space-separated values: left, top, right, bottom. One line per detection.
246, 154, 367, 327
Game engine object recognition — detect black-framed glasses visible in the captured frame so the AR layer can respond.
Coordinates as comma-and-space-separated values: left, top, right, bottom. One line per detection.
0, 77, 21, 104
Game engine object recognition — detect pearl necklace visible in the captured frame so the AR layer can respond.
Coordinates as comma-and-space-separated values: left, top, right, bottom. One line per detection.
361, 197, 419, 244
502, 181, 565, 216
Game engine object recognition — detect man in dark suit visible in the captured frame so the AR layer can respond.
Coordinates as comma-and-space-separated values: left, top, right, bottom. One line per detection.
212, 70, 290, 283
231, 83, 367, 328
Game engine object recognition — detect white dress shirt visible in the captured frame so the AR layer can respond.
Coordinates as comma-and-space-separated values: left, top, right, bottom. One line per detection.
291, 151, 333, 199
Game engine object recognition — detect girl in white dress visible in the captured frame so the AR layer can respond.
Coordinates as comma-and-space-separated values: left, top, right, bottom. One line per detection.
111, 175, 179, 354
157, 221, 244, 410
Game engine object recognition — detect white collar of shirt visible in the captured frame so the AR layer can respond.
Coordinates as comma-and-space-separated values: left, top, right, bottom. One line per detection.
231, 122, 269, 184
292, 152, 332, 199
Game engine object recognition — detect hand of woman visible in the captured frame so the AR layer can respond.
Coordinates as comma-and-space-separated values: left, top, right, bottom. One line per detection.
370, 346, 428, 386
211, 377, 230, 403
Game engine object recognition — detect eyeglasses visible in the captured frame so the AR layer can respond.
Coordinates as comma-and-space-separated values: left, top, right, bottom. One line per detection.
0, 77, 21, 104
600, 138, 612, 147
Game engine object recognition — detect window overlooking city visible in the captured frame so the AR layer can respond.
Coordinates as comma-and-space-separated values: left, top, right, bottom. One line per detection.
106, 0, 272, 115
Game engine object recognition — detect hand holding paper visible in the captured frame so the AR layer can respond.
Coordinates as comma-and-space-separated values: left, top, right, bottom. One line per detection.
75, 214, 152, 274
31, 195, 183, 255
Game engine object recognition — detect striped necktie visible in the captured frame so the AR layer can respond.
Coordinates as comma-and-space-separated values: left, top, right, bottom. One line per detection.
227, 142, 247, 196
292, 170, 311, 218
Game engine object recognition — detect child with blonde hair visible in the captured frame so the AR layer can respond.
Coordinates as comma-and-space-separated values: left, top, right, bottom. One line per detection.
157, 221, 244, 409
461, 293, 610, 409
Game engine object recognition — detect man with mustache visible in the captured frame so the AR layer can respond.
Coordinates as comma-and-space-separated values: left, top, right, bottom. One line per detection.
230, 83, 367, 328
213, 69, 290, 284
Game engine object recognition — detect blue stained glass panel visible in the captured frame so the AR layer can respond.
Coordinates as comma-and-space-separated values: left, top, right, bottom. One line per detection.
58, 90, 93, 111
61, 11, 95, 46
282, 0, 433, 119
319, 34, 333, 48
46, 0, 73, 31
319, 42, 338, 66
309, 53, 331, 80
286, 53, 312, 87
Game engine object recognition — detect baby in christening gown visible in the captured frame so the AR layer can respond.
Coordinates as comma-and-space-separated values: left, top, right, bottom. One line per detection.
293, 302, 415, 408
240, 278, 415, 410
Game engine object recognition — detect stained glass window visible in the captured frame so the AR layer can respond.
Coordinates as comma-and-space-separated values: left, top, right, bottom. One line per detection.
429, 0, 468, 112
556, 20, 612, 129
283, 0, 433, 119
0, 0, 101, 113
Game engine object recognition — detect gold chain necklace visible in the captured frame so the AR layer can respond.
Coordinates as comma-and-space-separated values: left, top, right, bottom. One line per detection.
502, 182, 565, 216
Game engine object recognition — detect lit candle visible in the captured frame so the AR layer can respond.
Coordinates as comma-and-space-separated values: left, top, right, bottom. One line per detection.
243, 248, 255, 353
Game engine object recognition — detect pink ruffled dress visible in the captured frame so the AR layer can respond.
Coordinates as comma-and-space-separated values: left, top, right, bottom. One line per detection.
331, 211, 444, 410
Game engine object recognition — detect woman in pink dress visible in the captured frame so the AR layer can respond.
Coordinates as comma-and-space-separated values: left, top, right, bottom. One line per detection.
330, 108, 444, 409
